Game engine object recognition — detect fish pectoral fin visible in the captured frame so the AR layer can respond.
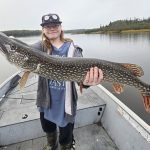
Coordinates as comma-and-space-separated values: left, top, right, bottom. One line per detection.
112, 83, 124, 94
121, 63, 144, 77
19, 70, 30, 91
141, 93, 150, 113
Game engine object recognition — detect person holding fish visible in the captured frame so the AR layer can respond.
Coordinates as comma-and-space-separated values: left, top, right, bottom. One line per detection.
0, 13, 149, 150
32, 13, 103, 150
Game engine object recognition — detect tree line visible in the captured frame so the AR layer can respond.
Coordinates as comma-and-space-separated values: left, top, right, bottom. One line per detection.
2, 30, 41, 37
1, 17, 150, 36
66, 17, 150, 34
99, 17, 150, 33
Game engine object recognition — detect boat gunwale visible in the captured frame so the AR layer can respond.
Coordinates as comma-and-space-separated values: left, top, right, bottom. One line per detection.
97, 84, 150, 134
0, 71, 21, 89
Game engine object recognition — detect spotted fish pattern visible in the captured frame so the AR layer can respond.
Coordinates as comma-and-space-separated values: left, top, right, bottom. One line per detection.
0, 32, 150, 113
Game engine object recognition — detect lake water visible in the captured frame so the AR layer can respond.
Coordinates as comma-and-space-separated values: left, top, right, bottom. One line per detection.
0, 33, 150, 125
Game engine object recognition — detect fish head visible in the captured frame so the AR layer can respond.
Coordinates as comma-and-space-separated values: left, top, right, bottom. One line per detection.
0, 32, 19, 58
0, 32, 31, 69
0, 32, 12, 56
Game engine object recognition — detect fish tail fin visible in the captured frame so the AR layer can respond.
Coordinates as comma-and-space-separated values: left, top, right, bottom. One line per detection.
141, 93, 150, 113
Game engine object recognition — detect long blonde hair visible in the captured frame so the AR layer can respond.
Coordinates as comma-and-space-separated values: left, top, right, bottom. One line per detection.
41, 30, 73, 54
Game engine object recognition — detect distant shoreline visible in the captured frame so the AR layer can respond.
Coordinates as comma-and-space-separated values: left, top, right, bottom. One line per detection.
1, 17, 150, 37
1, 28, 150, 37
1, 30, 42, 37
86, 29, 150, 34
66, 18, 150, 34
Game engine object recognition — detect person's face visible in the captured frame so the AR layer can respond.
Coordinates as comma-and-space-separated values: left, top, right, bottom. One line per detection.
42, 24, 62, 40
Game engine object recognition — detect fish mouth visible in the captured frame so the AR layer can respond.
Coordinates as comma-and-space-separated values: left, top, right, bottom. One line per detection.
0, 41, 8, 55
0, 32, 9, 55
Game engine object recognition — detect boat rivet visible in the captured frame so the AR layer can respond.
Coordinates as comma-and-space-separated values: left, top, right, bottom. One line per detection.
98, 111, 101, 116
22, 114, 28, 119
99, 107, 103, 111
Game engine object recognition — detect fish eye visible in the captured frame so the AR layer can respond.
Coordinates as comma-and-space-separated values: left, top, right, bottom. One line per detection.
10, 44, 16, 50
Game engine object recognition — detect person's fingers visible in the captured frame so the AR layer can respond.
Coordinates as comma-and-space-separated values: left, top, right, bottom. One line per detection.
88, 67, 94, 83
83, 71, 90, 84
93, 67, 99, 83
97, 69, 103, 83
83, 68, 103, 86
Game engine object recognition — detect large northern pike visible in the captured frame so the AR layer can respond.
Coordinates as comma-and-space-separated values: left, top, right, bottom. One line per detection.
0, 32, 150, 113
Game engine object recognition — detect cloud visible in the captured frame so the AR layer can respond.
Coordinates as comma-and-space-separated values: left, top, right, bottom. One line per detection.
0, 0, 150, 31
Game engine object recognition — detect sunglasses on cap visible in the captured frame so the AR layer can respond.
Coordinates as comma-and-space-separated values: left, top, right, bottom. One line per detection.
43, 14, 58, 21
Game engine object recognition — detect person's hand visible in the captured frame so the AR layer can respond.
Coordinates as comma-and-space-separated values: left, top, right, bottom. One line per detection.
83, 67, 103, 86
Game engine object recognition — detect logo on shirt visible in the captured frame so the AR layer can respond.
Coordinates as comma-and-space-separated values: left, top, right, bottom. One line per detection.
49, 80, 65, 90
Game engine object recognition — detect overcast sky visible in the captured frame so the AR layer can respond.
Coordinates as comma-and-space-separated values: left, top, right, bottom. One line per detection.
0, 0, 150, 31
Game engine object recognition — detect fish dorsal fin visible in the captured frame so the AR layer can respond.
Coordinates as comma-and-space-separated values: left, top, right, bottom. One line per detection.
19, 70, 30, 91
121, 63, 144, 77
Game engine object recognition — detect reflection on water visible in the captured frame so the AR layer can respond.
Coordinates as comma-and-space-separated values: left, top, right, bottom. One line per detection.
0, 33, 150, 124
108, 32, 150, 43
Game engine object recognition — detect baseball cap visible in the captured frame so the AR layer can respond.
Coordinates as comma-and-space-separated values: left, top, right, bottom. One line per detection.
40, 13, 62, 27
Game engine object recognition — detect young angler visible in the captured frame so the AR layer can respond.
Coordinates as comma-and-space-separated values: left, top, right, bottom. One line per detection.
32, 13, 103, 150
